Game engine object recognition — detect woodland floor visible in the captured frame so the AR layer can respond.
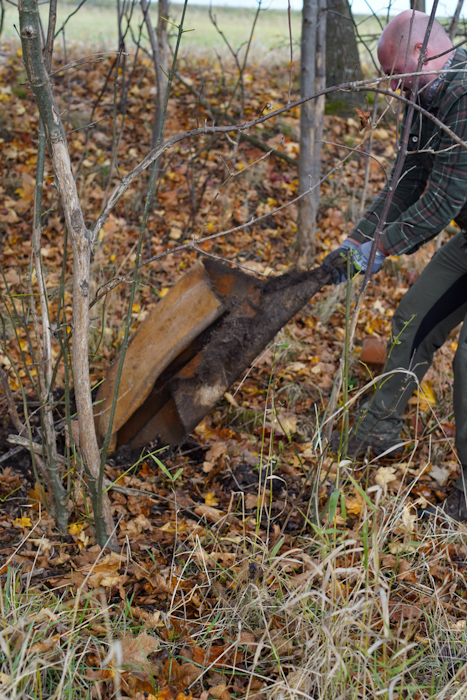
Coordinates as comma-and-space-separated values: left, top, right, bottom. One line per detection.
0, 42, 466, 700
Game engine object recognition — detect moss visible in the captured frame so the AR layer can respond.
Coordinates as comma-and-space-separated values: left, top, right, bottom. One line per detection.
12, 73, 28, 99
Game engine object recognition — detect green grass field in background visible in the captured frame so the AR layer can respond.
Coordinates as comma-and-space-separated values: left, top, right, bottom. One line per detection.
1, 2, 382, 63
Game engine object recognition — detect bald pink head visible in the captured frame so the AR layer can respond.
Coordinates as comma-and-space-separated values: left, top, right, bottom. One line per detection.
377, 11, 453, 94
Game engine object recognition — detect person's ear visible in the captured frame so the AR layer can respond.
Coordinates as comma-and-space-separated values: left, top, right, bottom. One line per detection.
414, 41, 423, 55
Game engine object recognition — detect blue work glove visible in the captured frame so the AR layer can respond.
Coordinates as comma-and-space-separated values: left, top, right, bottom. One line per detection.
322, 239, 359, 285
353, 240, 387, 275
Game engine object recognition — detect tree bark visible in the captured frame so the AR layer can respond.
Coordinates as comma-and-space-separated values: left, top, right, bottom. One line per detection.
297, 0, 326, 261
326, 0, 363, 113
19, 0, 116, 548
411, 0, 426, 12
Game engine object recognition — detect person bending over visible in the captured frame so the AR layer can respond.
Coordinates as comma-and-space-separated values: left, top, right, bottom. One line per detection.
323, 10, 467, 521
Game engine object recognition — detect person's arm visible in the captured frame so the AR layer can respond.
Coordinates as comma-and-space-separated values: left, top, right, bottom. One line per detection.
350, 150, 427, 248
322, 143, 426, 283
381, 93, 467, 255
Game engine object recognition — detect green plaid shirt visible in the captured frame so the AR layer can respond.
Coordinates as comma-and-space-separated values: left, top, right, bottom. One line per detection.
351, 49, 467, 256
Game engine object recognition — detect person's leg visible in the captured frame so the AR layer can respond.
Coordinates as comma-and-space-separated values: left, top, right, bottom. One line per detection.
444, 311, 467, 519
350, 233, 467, 453
442, 317, 467, 520
449, 312, 467, 498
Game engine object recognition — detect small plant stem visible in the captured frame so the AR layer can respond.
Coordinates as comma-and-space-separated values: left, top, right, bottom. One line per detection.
341, 258, 353, 457
359, 99, 378, 219
30, 117, 68, 532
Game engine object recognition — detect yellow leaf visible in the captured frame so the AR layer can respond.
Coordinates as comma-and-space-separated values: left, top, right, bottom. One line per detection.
420, 380, 436, 406
410, 380, 436, 411
68, 522, 85, 535
14, 517, 32, 529
205, 491, 219, 506
345, 492, 363, 516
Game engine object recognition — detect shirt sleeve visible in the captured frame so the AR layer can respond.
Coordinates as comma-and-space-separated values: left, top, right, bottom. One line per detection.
350, 92, 467, 255
349, 151, 427, 247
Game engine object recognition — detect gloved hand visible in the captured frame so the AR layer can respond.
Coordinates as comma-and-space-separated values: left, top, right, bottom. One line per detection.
322, 239, 359, 284
353, 240, 387, 275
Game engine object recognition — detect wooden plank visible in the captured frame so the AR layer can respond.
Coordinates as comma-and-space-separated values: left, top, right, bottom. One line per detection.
94, 260, 226, 450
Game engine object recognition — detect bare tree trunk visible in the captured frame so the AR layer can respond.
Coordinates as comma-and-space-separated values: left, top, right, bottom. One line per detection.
326, 0, 363, 113
411, 0, 426, 12
449, 0, 464, 40
19, 0, 116, 549
297, 0, 326, 261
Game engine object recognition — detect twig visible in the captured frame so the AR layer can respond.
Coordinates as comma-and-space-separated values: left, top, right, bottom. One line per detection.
287, 0, 294, 104
7, 433, 64, 462
0, 446, 23, 464
359, 99, 379, 219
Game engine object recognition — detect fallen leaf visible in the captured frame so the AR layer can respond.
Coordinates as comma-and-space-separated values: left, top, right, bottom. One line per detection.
194, 505, 225, 523
360, 336, 386, 365
28, 634, 60, 655
409, 380, 436, 411
429, 464, 450, 486
375, 467, 397, 490
345, 491, 363, 516
355, 106, 371, 130
14, 517, 32, 529
209, 683, 230, 700
205, 491, 219, 506
388, 542, 418, 554
401, 506, 417, 534
270, 669, 313, 700
121, 631, 160, 679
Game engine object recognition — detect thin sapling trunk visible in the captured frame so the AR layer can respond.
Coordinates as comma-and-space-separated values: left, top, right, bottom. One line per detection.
19, 0, 116, 548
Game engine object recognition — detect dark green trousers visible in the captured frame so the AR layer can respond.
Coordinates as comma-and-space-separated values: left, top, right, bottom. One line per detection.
354, 232, 467, 488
